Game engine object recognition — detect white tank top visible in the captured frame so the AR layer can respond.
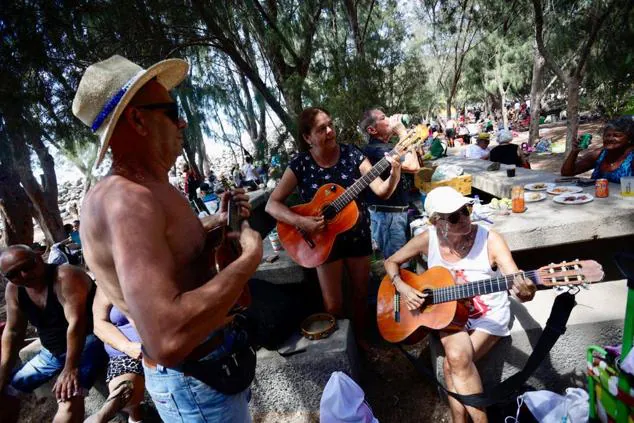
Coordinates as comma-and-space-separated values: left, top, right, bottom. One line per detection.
427, 225, 510, 327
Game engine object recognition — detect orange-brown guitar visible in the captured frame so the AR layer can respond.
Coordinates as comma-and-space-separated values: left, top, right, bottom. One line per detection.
377, 261, 605, 344
277, 125, 429, 268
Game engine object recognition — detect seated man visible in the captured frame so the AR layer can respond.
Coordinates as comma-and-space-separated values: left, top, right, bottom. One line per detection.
0, 245, 109, 423
384, 187, 535, 423
198, 182, 220, 215
464, 133, 490, 160
48, 224, 83, 266
490, 130, 528, 168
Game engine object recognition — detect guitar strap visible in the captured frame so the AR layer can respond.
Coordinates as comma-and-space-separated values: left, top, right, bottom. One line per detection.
396, 291, 577, 408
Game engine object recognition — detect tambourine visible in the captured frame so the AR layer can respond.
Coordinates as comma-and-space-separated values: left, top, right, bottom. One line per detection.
300, 313, 337, 341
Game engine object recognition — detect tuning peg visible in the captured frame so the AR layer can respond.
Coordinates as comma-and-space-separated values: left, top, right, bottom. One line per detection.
555, 286, 565, 292
581, 283, 590, 290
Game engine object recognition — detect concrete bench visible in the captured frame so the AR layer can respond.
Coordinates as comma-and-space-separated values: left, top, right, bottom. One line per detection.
250, 319, 359, 423
428, 280, 627, 399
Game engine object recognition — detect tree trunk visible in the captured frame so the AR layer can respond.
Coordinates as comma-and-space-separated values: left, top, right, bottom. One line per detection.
498, 85, 508, 131
528, 41, 546, 145
10, 130, 65, 244
565, 76, 581, 152
446, 98, 452, 119
0, 165, 34, 246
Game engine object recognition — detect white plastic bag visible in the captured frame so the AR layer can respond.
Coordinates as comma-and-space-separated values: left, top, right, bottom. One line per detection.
431, 165, 464, 182
520, 388, 588, 422
320, 372, 378, 423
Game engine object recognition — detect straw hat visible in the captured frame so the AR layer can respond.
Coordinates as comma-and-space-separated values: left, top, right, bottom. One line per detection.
72, 55, 189, 166
477, 132, 491, 141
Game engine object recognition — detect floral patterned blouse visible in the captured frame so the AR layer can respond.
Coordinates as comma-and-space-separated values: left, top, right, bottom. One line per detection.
288, 143, 371, 243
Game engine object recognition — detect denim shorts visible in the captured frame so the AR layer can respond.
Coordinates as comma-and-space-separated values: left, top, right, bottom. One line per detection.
143, 329, 252, 423
8, 334, 106, 396
369, 210, 408, 259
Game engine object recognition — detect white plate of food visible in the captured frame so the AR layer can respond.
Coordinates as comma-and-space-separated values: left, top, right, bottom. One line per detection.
547, 185, 583, 195
524, 182, 556, 192
524, 192, 547, 202
553, 193, 594, 205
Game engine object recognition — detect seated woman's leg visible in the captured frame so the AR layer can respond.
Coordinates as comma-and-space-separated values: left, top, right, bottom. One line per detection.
470, 330, 501, 363
440, 330, 487, 423
316, 259, 344, 316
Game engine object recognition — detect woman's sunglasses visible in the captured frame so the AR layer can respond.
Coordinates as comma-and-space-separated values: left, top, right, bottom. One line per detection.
439, 205, 472, 224
136, 102, 180, 124
2, 257, 37, 281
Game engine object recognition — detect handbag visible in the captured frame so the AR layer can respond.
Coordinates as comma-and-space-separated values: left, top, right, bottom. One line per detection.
182, 323, 257, 395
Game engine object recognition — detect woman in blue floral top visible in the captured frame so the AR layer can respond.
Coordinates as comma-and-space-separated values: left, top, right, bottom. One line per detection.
266, 107, 401, 348
561, 117, 634, 183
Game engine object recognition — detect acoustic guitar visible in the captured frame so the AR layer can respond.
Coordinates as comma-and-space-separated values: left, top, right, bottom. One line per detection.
377, 260, 604, 344
277, 125, 429, 268
208, 191, 251, 310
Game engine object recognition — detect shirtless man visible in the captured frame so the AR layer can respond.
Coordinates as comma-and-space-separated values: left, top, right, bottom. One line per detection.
72, 55, 262, 421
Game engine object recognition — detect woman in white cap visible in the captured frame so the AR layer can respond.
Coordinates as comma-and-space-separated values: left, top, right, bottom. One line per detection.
384, 186, 535, 423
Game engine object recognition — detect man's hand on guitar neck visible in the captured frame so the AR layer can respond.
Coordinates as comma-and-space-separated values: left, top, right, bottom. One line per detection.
200, 189, 251, 233
298, 215, 325, 235
237, 221, 263, 259
220, 188, 251, 219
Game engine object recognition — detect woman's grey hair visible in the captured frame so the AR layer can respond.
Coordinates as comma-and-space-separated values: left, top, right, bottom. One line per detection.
604, 116, 634, 143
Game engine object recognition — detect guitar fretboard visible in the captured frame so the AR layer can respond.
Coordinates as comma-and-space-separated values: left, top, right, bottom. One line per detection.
330, 155, 393, 212
430, 270, 540, 304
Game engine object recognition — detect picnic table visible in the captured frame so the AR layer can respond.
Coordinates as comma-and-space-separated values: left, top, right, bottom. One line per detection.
431, 156, 634, 251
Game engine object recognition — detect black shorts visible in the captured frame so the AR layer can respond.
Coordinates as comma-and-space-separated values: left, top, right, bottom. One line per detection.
325, 230, 372, 263
445, 128, 455, 138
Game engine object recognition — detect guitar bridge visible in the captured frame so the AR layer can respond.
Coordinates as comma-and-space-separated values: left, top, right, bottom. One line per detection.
296, 226, 316, 249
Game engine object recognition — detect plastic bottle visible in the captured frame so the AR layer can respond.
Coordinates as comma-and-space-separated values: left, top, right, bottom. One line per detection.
472, 195, 482, 216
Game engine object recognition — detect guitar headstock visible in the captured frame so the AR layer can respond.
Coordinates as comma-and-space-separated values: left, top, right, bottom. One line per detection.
394, 124, 429, 154
536, 260, 604, 287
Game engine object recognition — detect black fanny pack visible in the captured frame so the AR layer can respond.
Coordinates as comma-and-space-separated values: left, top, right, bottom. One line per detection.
182, 324, 257, 395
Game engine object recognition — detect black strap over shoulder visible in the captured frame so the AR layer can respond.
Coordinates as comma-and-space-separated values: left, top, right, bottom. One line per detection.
397, 292, 577, 408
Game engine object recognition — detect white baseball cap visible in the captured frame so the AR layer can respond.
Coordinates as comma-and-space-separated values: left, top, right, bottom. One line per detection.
424, 186, 473, 217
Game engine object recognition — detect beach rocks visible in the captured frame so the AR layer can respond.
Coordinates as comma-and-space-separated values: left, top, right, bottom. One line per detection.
57, 180, 84, 221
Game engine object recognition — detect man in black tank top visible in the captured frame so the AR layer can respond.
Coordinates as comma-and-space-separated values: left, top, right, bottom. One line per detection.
0, 245, 106, 422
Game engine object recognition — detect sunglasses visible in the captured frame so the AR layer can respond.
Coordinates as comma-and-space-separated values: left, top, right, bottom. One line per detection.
440, 205, 472, 224
136, 102, 180, 124
2, 257, 37, 281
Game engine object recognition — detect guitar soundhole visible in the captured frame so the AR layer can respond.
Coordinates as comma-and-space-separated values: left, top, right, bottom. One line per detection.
422, 288, 434, 305
321, 204, 337, 221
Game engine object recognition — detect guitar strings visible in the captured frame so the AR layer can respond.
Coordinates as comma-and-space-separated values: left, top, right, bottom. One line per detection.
429, 269, 584, 304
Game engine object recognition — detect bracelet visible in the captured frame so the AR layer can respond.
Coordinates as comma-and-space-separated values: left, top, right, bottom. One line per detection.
390, 274, 400, 285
